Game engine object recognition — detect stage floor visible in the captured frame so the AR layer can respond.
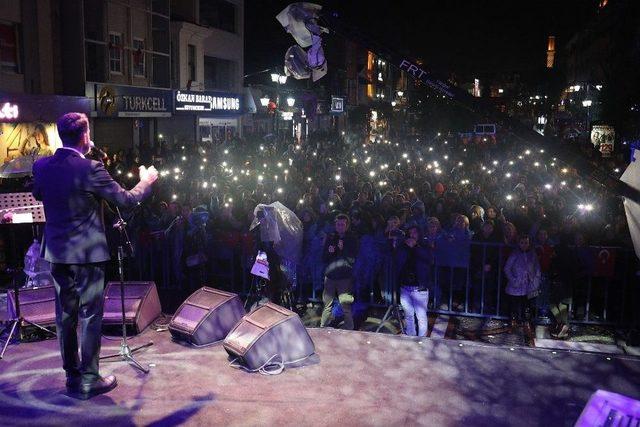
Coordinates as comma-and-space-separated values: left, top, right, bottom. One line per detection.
0, 327, 639, 426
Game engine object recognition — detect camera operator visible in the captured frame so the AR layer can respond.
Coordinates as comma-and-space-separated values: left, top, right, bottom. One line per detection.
253, 207, 285, 304
320, 213, 358, 330
395, 226, 430, 336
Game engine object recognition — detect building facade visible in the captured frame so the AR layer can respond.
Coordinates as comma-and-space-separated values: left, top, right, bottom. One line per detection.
1, 0, 245, 157
165, 0, 244, 144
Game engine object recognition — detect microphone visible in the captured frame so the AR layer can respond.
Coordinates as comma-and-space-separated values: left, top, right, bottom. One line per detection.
89, 140, 109, 162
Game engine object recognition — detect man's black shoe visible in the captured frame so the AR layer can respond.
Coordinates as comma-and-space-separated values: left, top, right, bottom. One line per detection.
69, 375, 118, 400
65, 376, 82, 393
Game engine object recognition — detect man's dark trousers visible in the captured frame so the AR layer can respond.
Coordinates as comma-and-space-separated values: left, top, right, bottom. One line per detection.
51, 262, 106, 383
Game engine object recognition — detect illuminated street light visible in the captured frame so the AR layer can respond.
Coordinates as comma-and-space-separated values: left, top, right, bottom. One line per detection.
582, 99, 592, 107
260, 96, 270, 107
286, 97, 295, 107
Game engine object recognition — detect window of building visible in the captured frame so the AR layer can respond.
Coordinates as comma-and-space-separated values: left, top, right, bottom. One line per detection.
200, 0, 236, 33
0, 21, 21, 73
109, 32, 123, 74
151, 0, 170, 16
204, 55, 236, 90
151, 12, 170, 87
133, 38, 145, 77
83, 0, 104, 40
188, 44, 196, 82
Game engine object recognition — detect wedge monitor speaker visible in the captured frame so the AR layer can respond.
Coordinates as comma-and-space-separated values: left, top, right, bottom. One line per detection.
102, 281, 161, 334
7, 285, 56, 326
169, 287, 245, 346
223, 302, 315, 370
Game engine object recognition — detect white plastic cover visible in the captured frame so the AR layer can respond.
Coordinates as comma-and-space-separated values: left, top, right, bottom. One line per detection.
275, 2, 325, 48
307, 34, 325, 68
250, 201, 303, 263
24, 239, 50, 277
284, 45, 311, 80
621, 149, 640, 260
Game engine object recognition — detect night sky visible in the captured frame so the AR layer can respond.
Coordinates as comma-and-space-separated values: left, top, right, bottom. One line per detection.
245, 0, 598, 82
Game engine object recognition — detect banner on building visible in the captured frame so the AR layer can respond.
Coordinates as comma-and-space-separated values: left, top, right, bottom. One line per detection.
591, 125, 615, 147
0, 122, 61, 164
599, 142, 614, 158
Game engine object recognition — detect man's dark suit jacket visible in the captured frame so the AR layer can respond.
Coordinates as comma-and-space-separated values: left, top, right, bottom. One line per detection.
32, 148, 152, 264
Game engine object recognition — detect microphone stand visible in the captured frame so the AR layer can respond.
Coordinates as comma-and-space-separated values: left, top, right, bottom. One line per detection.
376, 238, 404, 333
100, 206, 153, 374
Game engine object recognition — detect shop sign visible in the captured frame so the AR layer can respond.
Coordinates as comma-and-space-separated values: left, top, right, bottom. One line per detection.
0, 95, 90, 122
330, 97, 344, 113
93, 84, 172, 117
0, 102, 19, 121
174, 90, 241, 115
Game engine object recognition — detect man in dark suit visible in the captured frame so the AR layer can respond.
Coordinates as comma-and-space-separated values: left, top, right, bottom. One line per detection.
32, 112, 158, 399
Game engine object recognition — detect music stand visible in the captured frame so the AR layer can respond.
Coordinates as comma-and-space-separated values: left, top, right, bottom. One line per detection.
0, 193, 56, 360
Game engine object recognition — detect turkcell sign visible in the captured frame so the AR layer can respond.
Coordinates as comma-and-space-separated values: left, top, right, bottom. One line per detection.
122, 96, 167, 113
93, 84, 173, 117
174, 90, 241, 115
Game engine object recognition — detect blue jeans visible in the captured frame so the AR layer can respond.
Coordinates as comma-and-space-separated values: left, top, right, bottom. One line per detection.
400, 286, 429, 336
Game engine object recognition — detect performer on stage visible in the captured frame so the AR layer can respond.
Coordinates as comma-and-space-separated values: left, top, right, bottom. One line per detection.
32, 112, 158, 400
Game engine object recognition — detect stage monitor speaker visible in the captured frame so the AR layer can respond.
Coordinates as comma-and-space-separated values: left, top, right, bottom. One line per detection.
168, 287, 245, 346
102, 281, 161, 334
223, 302, 315, 370
576, 389, 640, 426
7, 285, 56, 326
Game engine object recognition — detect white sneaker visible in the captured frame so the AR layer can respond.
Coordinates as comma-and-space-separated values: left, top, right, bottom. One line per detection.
557, 324, 570, 338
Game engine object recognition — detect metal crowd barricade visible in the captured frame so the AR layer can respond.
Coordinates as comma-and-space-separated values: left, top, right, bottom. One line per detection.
129, 229, 638, 328
566, 245, 636, 326
380, 240, 638, 326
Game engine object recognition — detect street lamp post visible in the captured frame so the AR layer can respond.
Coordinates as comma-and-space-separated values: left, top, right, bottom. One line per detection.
582, 98, 592, 141
270, 72, 287, 136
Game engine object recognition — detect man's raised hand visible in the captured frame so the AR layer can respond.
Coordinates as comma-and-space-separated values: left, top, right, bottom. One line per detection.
139, 165, 159, 184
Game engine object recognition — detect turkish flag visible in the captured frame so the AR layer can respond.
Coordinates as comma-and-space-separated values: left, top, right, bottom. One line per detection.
592, 248, 616, 278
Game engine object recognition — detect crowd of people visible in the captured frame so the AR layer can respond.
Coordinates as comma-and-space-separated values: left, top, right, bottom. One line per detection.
95, 125, 635, 338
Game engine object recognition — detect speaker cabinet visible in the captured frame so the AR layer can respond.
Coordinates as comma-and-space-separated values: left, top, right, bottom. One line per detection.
7, 285, 56, 326
576, 390, 640, 426
169, 287, 245, 346
223, 303, 315, 370
102, 281, 161, 334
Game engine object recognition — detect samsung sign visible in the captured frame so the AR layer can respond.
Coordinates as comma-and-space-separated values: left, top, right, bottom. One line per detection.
174, 90, 241, 115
